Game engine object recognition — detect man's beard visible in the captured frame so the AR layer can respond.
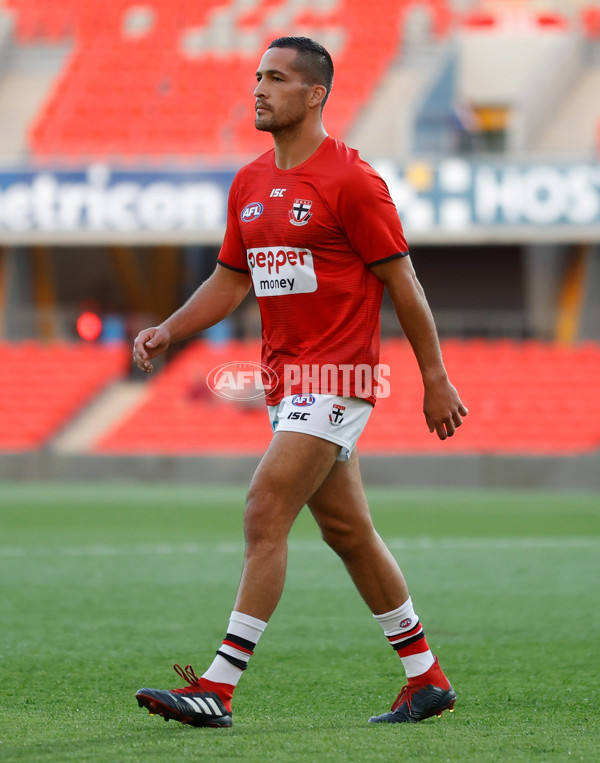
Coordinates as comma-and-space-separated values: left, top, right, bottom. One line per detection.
255, 106, 305, 135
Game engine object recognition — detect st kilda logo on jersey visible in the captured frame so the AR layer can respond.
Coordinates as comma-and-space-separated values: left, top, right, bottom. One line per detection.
289, 199, 313, 226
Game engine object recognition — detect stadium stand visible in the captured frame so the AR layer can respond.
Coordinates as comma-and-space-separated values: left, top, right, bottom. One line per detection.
3, 0, 599, 160
1, 1, 599, 474
1, 0, 458, 160
460, 2, 600, 156
0, 341, 128, 450
1, 337, 597, 457
95, 339, 600, 456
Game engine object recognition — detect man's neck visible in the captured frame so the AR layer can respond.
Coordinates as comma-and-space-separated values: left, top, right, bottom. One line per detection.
273, 125, 328, 170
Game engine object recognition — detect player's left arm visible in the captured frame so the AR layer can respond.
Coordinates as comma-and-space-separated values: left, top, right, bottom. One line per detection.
371, 255, 468, 440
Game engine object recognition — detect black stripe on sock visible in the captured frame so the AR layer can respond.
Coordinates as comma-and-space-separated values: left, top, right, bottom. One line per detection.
217, 649, 248, 671
224, 632, 256, 652
392, 630, 426, 651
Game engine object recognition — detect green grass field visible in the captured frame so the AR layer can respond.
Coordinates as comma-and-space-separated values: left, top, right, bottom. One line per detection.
1, 483, 598, 762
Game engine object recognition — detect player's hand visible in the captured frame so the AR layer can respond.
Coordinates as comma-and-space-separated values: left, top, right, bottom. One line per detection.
132, 326, 171, 374
423, 379, 468, 440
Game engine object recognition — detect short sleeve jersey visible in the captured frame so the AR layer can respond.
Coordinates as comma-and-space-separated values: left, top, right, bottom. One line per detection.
217, 136, 409, 406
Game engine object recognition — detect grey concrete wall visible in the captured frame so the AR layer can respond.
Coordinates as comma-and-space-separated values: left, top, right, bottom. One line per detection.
1, 452, 599, 491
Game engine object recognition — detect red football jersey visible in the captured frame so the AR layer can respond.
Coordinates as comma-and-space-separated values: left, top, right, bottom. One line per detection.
217, 136, 409, 405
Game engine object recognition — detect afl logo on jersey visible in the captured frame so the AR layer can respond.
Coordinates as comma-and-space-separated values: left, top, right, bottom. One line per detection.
241, 202, 264, 222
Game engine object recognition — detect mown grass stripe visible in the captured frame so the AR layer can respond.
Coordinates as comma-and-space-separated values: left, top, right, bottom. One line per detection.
1, 536, 599, 558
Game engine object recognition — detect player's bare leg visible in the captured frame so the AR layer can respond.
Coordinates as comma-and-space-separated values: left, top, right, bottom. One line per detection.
234, 430, 341, 620
308, 451, 456, 723
307, 450, 408, 614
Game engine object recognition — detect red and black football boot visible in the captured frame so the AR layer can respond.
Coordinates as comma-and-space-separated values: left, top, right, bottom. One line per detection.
369, 657, 456, 724
136, 664, 233, 728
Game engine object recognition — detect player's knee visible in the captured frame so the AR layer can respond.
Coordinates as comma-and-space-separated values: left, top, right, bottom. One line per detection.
319, 518, 367, 558
242, 488, 288, 548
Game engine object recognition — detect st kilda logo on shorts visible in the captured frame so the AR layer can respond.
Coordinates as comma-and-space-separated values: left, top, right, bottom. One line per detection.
289, 199, 313, 226
329, 403, 346, 427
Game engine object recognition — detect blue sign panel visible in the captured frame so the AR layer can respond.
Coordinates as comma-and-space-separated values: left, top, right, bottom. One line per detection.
0, 165, 235, 234
1, 160, 600, 237
374, 159, 600, 231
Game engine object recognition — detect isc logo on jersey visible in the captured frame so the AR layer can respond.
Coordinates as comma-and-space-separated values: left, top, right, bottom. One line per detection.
247, 247, 318, 296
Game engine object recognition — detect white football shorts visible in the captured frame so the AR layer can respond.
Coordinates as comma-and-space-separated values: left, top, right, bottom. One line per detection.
267, 393, 373, 462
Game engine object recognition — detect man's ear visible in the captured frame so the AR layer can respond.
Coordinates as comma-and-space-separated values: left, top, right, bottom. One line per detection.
309, 84, 327, 109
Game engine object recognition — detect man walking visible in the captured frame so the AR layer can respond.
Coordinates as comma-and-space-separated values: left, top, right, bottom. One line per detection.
133, 37, 467, 728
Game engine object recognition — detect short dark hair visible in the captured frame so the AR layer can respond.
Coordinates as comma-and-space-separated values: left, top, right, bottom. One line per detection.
268, 36, 334, 108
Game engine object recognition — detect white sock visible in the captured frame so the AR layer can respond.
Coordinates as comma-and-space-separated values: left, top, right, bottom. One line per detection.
202, 611, 267, 686
373, 598, 435, 678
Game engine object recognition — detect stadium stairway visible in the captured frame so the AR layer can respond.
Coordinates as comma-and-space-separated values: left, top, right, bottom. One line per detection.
51, 379, 147, 453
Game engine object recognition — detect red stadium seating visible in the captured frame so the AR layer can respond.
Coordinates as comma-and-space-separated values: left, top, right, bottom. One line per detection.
95, 339, 600, 456
96, 340, 273, 455
2, 0, 457, 160
0, 341, 128, 451
2, 337, 598, 455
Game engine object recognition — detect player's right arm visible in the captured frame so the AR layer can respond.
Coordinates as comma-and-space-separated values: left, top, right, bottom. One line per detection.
133, 263, 251, 374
